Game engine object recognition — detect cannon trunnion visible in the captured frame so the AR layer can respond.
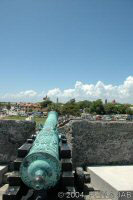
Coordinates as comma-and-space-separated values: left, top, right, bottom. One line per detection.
2, 112, 90, 200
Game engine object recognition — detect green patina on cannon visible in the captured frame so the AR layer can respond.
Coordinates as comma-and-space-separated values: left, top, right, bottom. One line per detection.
2, 111, 89, 200
20, 111, 61, 191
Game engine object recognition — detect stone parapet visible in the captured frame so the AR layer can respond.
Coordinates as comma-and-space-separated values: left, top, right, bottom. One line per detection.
0, 120, 36, 164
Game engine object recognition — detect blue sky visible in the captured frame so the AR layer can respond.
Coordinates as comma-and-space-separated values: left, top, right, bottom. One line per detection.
0, 0, 133, 102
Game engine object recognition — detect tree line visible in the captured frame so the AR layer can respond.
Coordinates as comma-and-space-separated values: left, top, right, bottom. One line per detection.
40, 99, 133, 116
0, 102, 11, 110
0, 100, 132, 116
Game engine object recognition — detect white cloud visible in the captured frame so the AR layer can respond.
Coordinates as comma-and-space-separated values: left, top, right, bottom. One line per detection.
46, 76, 133, 103
47, 88, 61, 97
0, 90, 38, 102
0, 76, 133, 103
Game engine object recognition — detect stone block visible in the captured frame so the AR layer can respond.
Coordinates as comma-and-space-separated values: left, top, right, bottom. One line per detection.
59, 120, 133, 167
87, 166, 133, 200
0, 166, 8, 186
0, 120, 35, 164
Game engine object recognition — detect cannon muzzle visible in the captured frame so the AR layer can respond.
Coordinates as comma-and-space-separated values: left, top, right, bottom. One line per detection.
20, 111, 61, 190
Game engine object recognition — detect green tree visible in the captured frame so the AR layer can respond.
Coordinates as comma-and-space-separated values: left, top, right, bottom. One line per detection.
48, 103, 62, 114
76, 100, 92, 110
29, 108, 33, 112
84, 107, 90, 113
6, 102, 11, 110
67, 98, 76, 104
40, 100, 53, 108
117, 104, 130, 114
104, 103, 118, 114
125, 107, 133, 115
90, 99, 105, 114
61, 102, 80, 116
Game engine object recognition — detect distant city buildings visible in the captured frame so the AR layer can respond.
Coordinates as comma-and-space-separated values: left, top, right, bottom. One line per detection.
104, 99, 116, 104
112, 99, 116, 104
17, 102, 47, 112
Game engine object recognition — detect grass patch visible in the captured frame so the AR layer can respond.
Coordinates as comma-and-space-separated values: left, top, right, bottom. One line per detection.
2, 116, 46, 126
34, 117, 46, 126
2, 116, 26, 121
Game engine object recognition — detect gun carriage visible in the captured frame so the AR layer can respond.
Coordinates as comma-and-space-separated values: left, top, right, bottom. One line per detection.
2, 111, 90, 200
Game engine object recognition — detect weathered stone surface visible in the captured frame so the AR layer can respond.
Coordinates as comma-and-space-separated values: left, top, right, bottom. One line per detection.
59, 120, 133, 167
0, 166, 8, 185
0, 120, 36, 164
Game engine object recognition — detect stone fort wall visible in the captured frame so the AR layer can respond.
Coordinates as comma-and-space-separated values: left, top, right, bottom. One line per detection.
0, 120, 36, 164
0, 119, 133, 168
59, 120, 133, 168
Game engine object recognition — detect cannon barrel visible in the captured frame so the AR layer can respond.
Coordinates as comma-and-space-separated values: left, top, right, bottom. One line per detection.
20, 111, 61, 190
